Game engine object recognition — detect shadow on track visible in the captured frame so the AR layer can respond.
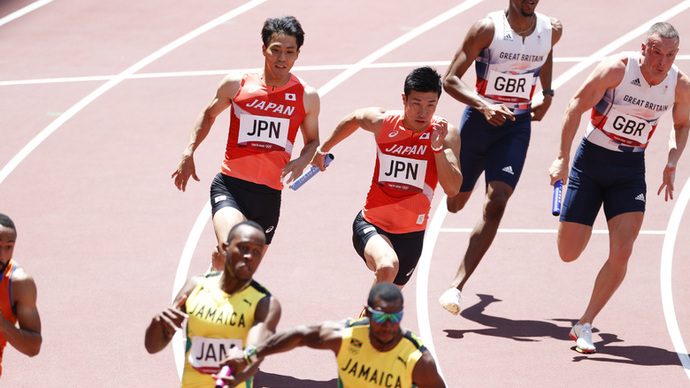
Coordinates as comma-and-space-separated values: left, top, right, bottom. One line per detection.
442, 294, 684, 367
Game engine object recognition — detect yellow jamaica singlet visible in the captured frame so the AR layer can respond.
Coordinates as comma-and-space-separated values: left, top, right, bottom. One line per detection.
336, 319, 425, 388
181, 273, 271, 388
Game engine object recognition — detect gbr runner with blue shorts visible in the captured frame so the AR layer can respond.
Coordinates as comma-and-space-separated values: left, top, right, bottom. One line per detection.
549, 22, 690, 354
438, 0, 562, 315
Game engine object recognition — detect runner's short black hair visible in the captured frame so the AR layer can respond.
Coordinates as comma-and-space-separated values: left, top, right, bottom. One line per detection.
404, 66, 442, 98
262, 16, 305, 49
0, 214, 16, 233
227, 220, 265, 244
368, 282, 403, 307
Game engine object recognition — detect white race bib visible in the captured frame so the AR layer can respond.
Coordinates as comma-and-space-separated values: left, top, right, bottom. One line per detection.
188, 336, 242, 374
378, 153, 427, 192
238, 113, 290, 150
602, 108, 652, 145
484, 70, 533, 100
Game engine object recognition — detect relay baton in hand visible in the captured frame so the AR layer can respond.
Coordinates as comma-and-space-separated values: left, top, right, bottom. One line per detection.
215, 365, 233, 388
552, 180, 563, 216
289, 153, 334, 190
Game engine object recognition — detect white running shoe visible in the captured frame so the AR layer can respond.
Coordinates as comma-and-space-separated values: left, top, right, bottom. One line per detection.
439, 288, 462, 315
569, 323, 596, 353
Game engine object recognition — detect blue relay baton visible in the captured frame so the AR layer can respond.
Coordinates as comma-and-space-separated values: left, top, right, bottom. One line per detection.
552, 180, 563, 216
289, 153, 334, 190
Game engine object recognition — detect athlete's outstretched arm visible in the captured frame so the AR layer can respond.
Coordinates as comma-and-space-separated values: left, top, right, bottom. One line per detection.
658, 70, 690, 200
531, 17, 563, 121
215, 320, 344, 386
172, 73, 241, 191
443, 17, 513, 126
310, 107, 386, 170
220, 294, 282, 386
549, 54, 626, 185
144, 277, 199, 354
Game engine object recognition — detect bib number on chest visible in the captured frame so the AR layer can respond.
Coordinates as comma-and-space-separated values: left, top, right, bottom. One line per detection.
378, 153, 427, 192
601, 108, 651, 145
485, 70, 532, 100
188, 336, 242, 374
238, 113, 290, 151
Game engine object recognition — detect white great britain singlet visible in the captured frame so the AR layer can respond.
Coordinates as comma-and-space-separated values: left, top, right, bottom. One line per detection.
475, 11, 553, 114
585, 52, 678, 152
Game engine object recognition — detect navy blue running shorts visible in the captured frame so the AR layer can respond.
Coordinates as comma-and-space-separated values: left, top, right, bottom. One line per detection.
351, 211, 425, 286
457, 106, 531, 192
560, 139, 646, 226
210, 173, 281, 244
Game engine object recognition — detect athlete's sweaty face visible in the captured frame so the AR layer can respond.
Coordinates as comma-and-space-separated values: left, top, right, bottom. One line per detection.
402, 90, 438, 132
224, 225, 266, 281
262, 33, 300, 81
0, 226, 16, 266
641, 33, 679, 83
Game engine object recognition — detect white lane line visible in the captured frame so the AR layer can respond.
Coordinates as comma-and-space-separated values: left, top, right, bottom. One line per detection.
0, 0, 268, 378
0, 0, 54, 27
318, 0, 485, 97
661, 178, 690, 377
416, 1, 690, 380
171, 202, 212, 378
0, 0, 267, 187
414, 201, 449, 382
170, 2, 485, 384
5, 55, 690, 87
553, 0, 690, 90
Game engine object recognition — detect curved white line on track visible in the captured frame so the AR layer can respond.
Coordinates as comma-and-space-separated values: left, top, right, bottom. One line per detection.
416, 1, 690, 381
174, 0, 486, 297
170, 0, 485, 382
317, 0, 485, 97
0, 0, 53, 27
0, 0, 267, 187
415, 200, 449, 381
661, 177, 690, 377
0, 0, 268, 379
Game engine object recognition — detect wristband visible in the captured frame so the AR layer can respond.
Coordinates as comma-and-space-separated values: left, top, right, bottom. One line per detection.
315, 146, 329, 156
431, 144, 443, 153
542, 89, 555, 97
244, 345, 259, 366
667, 166, 676, 172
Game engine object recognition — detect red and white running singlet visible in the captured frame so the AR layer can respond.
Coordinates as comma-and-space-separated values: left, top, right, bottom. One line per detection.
475, 11, 553, 114
221, 72, 307, 190
362, 112, 441, 234
585, 52, 678, 152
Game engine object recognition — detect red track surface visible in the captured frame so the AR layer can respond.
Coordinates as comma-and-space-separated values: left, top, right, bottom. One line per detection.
1, 1, 689, 387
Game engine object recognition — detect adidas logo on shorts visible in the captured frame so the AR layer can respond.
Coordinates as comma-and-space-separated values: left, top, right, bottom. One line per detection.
631, 78, 641, 86
635, 193, 645, 202
502, 166, 515, 175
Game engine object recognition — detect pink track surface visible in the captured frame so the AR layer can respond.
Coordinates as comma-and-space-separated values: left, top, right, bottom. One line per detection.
1, 1, 689, 387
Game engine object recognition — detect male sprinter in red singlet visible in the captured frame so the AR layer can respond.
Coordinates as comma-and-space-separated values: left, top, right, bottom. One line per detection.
217, 282, 446, 388
145, 221, 281, 387
171, 16, 320, 271
0, 214, 42, 377
438, 0, 562, 315
549, 22, 690, 354
312, 67, 462, 290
